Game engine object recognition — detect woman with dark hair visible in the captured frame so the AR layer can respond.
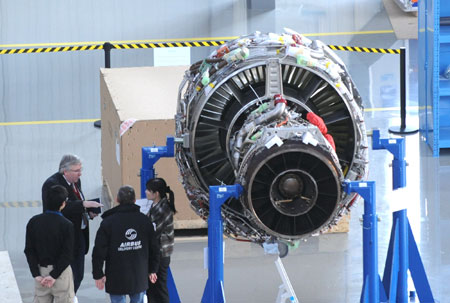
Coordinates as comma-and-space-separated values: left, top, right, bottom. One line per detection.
145, 178, 176, 303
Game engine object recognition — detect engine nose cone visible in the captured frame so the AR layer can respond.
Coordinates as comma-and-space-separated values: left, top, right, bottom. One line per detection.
272, 171, 318, 217
279, 174, 303, 198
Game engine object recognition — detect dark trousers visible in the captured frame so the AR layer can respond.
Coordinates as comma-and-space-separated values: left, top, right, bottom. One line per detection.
71, 231, 85, 293
147, 256, 170, 303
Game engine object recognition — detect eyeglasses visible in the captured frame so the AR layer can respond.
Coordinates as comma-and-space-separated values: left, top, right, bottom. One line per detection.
69, 168, 83, 173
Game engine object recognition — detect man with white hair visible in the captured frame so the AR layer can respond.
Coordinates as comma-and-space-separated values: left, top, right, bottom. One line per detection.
42, 154, 102, 297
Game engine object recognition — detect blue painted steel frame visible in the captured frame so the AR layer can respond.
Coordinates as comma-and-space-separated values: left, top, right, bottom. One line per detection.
140, 133, 435, 302
140, 136, 175, 198
341, 130, 435, 302
140, 136, 180, 303
343, 181, 387, 303
382, 210, 435, 303
372, 130, 406, 190
202, 184, 243, 303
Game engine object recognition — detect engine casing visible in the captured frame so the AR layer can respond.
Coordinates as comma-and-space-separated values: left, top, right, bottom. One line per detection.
175, 30, 368, 243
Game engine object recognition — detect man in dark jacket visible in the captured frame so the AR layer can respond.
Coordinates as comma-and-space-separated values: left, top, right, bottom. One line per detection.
42, 154, 102, 294
92, 185, 160, 303
25, 185, 75, 303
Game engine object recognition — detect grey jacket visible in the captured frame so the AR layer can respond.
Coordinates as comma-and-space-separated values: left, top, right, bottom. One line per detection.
148, 198, 174, 258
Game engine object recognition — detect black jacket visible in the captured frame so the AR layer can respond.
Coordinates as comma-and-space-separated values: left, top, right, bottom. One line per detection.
24, 212, 74, 279
92, 203, 160, 295
42, 172, 89, 255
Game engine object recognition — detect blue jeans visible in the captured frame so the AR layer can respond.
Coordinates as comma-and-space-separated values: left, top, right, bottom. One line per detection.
110, 291, 145, 303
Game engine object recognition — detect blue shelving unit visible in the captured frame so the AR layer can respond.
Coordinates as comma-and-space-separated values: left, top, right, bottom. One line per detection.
419, 0, 450, 156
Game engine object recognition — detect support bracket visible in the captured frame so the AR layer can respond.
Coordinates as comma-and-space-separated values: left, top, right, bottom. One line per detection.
140, 136, 176, 198
372, 129, 406, 190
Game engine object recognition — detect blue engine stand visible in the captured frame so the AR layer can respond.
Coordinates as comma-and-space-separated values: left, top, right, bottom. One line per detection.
340, 131, 435, 302
140, 132, 435, 302
201, 184, 243, 303
372, 129, 406, 190
140, 136, 180, 303
140, 138, 245, 303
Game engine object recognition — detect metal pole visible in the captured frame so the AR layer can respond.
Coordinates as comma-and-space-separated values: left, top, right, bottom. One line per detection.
343, 181, 386, 303
389, 46, 418, 135
201, 186, 227, 303
202, 185, 243, 303
140, 147, 156, 199
207, 197, 224, 303
400, 47, 406, 130
94, 42, 113, 128
274, 257, 299, 303
398, 210, 409, 302
103, 42, 113, 68
362, 182, 379, 303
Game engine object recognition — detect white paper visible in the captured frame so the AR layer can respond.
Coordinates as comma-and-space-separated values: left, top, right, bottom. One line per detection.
135, 198, 153, 215
154, 47, 191, 67
115, 137, 120, 166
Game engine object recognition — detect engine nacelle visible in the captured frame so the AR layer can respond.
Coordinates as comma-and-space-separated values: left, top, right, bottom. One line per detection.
175, 30, 368, 243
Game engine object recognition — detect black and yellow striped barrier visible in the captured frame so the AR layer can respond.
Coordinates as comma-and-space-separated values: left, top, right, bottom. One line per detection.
0, 40, 400, 55
0, 45, 103, 55
328, 45, 400, 54
0, 41, 228, 55
113, 41, 226, 49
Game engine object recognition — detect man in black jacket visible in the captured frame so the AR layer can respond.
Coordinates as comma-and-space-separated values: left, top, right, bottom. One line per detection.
92, 185, 160, 303
25, 185, 75, 303
42, 154, 102, 294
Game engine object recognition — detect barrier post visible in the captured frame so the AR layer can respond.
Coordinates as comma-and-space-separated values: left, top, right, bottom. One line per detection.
389, 47, 418, 135
94, 42, 114, 128
103, 42, 113, 68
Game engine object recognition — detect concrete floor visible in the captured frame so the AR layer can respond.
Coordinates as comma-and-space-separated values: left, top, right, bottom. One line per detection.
5, 126, 448, 303
2, 1, 449, 302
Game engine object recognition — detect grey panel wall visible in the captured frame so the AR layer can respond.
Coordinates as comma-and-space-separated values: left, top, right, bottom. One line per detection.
0, 0, 387, 124
0, 0, 227, 122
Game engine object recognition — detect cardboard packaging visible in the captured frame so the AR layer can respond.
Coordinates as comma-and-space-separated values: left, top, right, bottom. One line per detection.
100, 66, 205, 229
100, 65, 348, 233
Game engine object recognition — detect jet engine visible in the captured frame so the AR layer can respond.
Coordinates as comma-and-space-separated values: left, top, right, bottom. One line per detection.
175, 30, 368, 243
